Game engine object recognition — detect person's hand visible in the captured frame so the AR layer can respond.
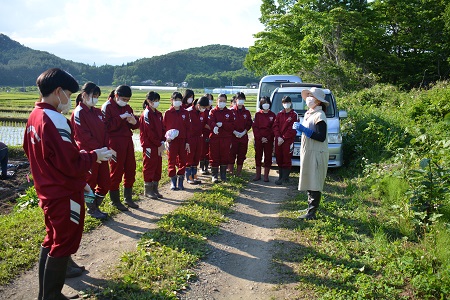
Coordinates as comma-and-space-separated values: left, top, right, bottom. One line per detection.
94, 147, 113, 163
185, 143, 190, 153
292, 122, 301, 130
295, 123, 314, 138
158, 143, 165, 156
213, 126, 219, 135
120, 112, 131, 119
164, 141, 170, 151
277, 137, 284, 146
261, 137, 268, 143
126, 115, 137, 125
239, 129, 247, 138
216, 122, 222, 128
233, 130, 240, 137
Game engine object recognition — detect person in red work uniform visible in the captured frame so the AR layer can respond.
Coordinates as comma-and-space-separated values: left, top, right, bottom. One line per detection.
163, 91, 191, 190
273, 95, 298, 185
23, 68, 112, 300
208, 93, 235, 183
252, 96, 276, 182
139, 91, 166, 199
182, 89, 195, 109
199, 93, 213, 175
71, 82, 109, 220
102, 85, 140, 210
185, 96, 210, 184
228, 92, 252, 176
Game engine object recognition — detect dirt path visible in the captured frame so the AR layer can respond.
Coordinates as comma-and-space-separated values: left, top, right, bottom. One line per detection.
1, 168, 300, 300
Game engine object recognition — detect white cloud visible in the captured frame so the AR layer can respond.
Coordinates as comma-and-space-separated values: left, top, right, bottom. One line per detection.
0, 0, 265, 65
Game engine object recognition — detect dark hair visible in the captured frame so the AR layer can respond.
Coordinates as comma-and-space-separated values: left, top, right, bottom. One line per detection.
231, 95, 236, 104
36, 68, 79, 97
198, 96, 209, 107
193, 98, 199, 106
218, 93, 227, 100
182, 89, 195, 105
143, 91, 161, 109
76, 82, 99, 105
319, 102, 327, 113
115, 85, 132, 97
108, 90, 115, 101
259, 96, 271, 110
204, 93, 213, 101
235, 92, 246, 100
281, 96, 292, 103
171, 91, 182, 100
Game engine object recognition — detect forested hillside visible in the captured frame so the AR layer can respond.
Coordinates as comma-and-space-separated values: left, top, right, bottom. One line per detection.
0, 34, 258, 87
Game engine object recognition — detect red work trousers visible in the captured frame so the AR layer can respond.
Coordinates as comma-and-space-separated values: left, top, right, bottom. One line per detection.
143, 145, 162, 182
40, 190, 85, 257
254, 137, 274, 167
167, 138, 186, 177
209, 137, 232, 167
201, 137, 210, 161
186, 136, 202, 167
109, 137, 136, 190
229, 135, 248, 165
275, 139, 294, 168
86, 160, 110, 197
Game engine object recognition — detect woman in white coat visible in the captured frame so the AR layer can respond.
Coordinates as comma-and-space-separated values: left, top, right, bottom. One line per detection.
293, 87, 329, 220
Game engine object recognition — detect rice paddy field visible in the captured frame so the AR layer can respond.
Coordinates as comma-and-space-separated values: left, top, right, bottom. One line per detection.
0, 87, 257, 146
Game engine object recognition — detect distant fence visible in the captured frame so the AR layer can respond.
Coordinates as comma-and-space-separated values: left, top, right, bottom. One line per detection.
204, 88, 258, 95
131, 86, 177, 91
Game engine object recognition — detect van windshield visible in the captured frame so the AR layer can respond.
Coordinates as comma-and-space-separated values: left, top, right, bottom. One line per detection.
259, 82, 286, 99
271, 92, 335, 117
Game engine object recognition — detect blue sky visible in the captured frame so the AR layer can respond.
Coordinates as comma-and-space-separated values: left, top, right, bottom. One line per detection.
0, 0, 265, 66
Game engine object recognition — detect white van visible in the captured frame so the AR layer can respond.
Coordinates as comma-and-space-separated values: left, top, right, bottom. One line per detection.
270, 83, 347, 168
256, 75, 302, 109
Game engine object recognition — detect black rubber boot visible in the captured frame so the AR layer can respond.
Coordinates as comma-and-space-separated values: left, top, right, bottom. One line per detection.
154, 181, 163, 198
124, 187, 138, 208
65, 256, 84, 278
282, 168, 291, 183
177, 175, 185, 190
275, 168, 284, 185
203, 159, 210, 175
299, 191, 321, 220
199, 160, 205, 173
43, 255, 70, 300
219, 165, 227, 182
170, 176, 179, 190
211, 167, 220, 183
86, 202, 107, 220
94, 194, 108, 218
38, 246, 51, 300
110, 190, 128, 211
144, 182, 158, 199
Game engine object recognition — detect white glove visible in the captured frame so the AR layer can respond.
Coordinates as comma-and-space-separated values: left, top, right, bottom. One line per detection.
120, 112, 131, 119
185, 143, 190, 153
158, 143, 165, 156
277, 137, 284, 146
261, 137, 268, 143
110, 148, 117, 162
239, 129, 247, 138
94, 147, 113, 163
126, 115, 137, 125
164, 141, 170, 151
213, 126, 219, 135
233, 130, 240, 137
216, 122, 222, 128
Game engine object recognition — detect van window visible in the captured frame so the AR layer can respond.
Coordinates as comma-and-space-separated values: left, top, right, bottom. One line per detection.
271, 92, 335, 117
259, 82, 284, 99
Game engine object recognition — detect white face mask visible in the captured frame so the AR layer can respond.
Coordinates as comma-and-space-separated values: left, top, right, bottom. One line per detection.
218, 102, 227, 109
152, 101, 160, 109
262, 103, 270, 110
117, 99, 128, 107
57, 89, 72, 114
173, 100, 182, 107
306, 96, 317, 109
199, 107, 206, 112
187, 97, 193, 104
209, 100, 213, 106
86, 96, 98, 107
282, 103, 291, 109
237, 100, 245, 106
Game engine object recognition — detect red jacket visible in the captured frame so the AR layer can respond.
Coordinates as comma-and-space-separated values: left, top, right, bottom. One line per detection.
186, 107, 206, 140
208, 106, 235, 139
101, 99, 139, 138
230, 105, 253, 133
71, 103, 108, 151
252, 109, 276, 140
273, 109, 298, 141
163, 106, 190, 141
23, 102, 97, 200
201, 108, 211, 138
139, 106, 166, 149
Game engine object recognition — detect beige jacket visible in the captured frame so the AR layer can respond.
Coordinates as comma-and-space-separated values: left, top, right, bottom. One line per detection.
298, 107, 328, 191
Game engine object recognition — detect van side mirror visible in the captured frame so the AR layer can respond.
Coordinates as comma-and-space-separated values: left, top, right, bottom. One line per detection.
339, 110, 348, 118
